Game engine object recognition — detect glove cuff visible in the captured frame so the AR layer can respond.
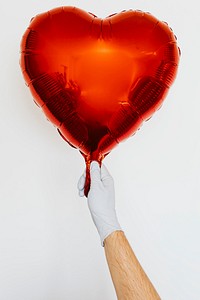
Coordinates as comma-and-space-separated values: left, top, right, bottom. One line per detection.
91, 213, 122, 247
101, 227, 123, 247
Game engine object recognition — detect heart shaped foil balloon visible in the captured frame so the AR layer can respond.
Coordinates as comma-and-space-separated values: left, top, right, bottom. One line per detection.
20, 7, 180, 195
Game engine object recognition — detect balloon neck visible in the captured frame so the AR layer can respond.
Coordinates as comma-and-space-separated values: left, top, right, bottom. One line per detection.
81, 150, 104, 165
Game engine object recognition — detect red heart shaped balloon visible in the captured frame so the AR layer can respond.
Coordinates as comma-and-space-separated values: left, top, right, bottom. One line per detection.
20, 7, 180, 195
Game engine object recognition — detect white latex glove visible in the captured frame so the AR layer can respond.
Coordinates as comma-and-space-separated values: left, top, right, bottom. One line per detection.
78, 161, 122, 246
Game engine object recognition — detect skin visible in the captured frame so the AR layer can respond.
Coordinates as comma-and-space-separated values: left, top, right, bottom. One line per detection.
104, 231, 161, 300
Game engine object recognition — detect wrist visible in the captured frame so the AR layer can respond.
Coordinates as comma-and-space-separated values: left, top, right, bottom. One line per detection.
101, 223, 123, 247
104, 230, 124, 247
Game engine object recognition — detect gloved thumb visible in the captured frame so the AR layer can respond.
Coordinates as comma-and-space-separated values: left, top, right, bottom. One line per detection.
90, 161, 101, 187
101, 164, 114, 188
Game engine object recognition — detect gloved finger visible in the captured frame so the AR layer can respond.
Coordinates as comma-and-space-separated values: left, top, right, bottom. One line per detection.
90, 161, 101, 184
77, 171, 86, 191
101, 164, 114, 187
79, 188, 85, 197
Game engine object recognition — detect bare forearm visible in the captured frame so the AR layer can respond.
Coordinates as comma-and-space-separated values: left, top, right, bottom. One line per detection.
104, 231, 160, 300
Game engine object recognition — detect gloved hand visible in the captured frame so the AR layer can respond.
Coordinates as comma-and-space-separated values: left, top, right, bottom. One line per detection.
78, 161, 122, 246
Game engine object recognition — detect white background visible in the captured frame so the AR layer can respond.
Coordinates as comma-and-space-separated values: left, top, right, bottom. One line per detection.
0, 0, 199, 299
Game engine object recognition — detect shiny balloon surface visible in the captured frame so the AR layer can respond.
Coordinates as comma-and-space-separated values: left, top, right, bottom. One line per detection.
20, 7, 180, 195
